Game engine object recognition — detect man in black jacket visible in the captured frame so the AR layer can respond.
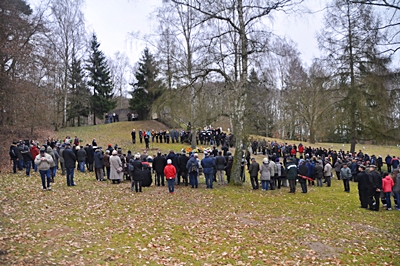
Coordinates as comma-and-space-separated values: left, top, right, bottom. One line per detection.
368, 165, 382, 211
153, 152, 166, 186
178, 152, 189, 186
356, 165, 370, 208
298, 160, 308, 193
248, 158, 260, 190
63, 144, 77, 186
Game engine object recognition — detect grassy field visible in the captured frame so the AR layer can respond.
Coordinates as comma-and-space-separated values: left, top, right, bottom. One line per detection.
0, 121, 399, 265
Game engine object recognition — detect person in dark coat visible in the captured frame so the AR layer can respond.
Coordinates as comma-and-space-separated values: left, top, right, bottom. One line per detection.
63, 144, 77, 186
356, 165, 370, 208
178, 152, 189, 186
85, 145, 95, 172
248, 158, 260, 190
314, 161, 324, 187
130, 154, 143, 192
76, 146, 86, 173
186, 153, 199, 188
215, 151, 227, 185
298, 160, 308, 193
166, 150, 179, 179
153, 152, 167, 186
286, 158, 298, 193
94, 149, 104, 181
201, 152, 216, 189
9, 142, 19, 173
21, 146, 33, 176
131, 129, 136, 144
368, 165, 382, 211
225, 154, 233, 184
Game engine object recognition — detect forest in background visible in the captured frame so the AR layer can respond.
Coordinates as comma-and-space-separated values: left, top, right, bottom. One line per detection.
1, 0, 400, 179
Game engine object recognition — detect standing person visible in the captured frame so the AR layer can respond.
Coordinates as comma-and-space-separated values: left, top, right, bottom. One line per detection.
324, 160, 332, 187
356, 165, 370, 208
392, 169, 400, 210
86, 145, 95, 172
139, 129, 143, 144
385, 155, 392, 173
298, 160, 308, 193
52, 146, 60, 180
225, 154, 233, 184
260, 158, 272, 190
94, 148, 105, 181
59, 144, 66, 175
201, 152, 216, 189
368, 165, 382, 211
103, 150, 111, 179
164, 159, 177, 194
334, 159, 342, 180
178, 151, 189, 186
186, 153, 199, 188
130, 154, 143, 192
9, 142, 19, 174
21, 146, 33, 176
30, 143, 40, 173
240, 155, 247, 183
314, 161, 324, 187
286, 158, 298, 193
153, 152, 167, 186
46, 146, 57, 182
144, 133, 150, 149
275, 158, 282, 189
63, 144, 77, 186
382, 172, 394, 210
76, 146, 86, 173
131, 129, 136, 144
215, 151, 227, 185
110, 150, 123, 184
340, 163, 352, 192
248, 158, 260, 190
34, 148, 54, 190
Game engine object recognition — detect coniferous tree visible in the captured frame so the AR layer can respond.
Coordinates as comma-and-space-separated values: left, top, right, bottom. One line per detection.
67, 55, 90, 126
129, 48, 163, 120
87, 33, 116, 125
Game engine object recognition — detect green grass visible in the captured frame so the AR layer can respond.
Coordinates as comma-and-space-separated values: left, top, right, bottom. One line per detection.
0, 121, 399, 265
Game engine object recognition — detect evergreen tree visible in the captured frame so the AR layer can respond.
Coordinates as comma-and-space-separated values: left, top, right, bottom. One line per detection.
129, 48, 163, 120
67, 55, 90, 126
87, 33, 116, 125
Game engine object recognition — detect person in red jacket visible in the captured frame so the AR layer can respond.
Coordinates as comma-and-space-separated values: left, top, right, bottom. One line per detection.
382, 172, 395, 210
30, 142, 40, 172
164, 159, 177, 194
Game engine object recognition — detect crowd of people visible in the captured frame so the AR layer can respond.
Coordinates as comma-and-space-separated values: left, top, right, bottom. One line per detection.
8, 136, 400, 211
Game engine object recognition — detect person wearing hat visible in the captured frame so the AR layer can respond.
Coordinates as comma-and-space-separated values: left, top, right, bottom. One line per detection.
356, 164, 370, 208
260, 158, 272, 190
63, 143, 77, 186
340, 163, 352, 192
201, 152, 216, 189
186, 153, 199, 188
110, 150, 123, 184
34, 148, 54, 190
367, 165, 382, 211
286, 157, 297, 193
164, 159, 177, 194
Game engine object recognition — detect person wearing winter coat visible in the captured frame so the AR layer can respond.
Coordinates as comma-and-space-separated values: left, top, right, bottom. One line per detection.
298, 160, 308, 193
340, 164, 352, 192
110, 150, 123, 184
76, 146, 87, 173
63, 144, 77, 186
153, 152, 167, 186
215, 151, 227, 185
30, 143, 40, 173
164, 159, 177, 194
46, 146, 57, 182
178, 152, 189, 186
201, 152, 216, 189
275, 158, 282, 189
260, 158, 272, 190
324, 160, 333, 187
385, 155, 392, 173
51, 147, 60, 179
94, 149, 105, 181
382, 172, 395, 210
392, 169, 400, 210
314, 161, 324, 187
129, 154, 143, 192
103, 150, 111, 179
85, 145, 95, 172
334, 159, 342, 180
186, 153, 199, 188
368, 165, 382, 211
9, 142, 19, 173
248, 158, 260, 190
225, 155, 233, 184
34, 148, 54, 190
286, 158, 298, 193
21, 146, 33, 176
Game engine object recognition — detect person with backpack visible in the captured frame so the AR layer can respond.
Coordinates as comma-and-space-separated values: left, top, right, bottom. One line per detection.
186, 153, 199, 188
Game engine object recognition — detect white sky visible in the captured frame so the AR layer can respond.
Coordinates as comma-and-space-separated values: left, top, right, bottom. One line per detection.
82, 0, 327, 67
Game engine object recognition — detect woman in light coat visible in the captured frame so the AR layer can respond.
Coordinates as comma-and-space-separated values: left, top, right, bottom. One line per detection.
260, 158, 272, 190
110, 150, 123, 184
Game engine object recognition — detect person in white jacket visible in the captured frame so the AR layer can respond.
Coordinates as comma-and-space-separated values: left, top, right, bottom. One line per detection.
324, 160, 333, 187
34, 147, 54, 191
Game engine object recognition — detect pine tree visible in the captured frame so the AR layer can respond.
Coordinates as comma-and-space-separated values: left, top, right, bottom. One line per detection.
129, 48, 163, 120
67, 55, 90, 126
87, 33, 116, 125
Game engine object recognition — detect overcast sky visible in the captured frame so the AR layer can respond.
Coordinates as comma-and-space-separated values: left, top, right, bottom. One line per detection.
81, 0, 326, 67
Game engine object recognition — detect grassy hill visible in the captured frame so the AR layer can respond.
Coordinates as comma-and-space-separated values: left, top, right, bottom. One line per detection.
0, 121, 399, 265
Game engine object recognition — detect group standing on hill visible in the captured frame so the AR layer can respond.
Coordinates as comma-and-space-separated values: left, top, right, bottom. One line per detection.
8, 136, 400, 211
